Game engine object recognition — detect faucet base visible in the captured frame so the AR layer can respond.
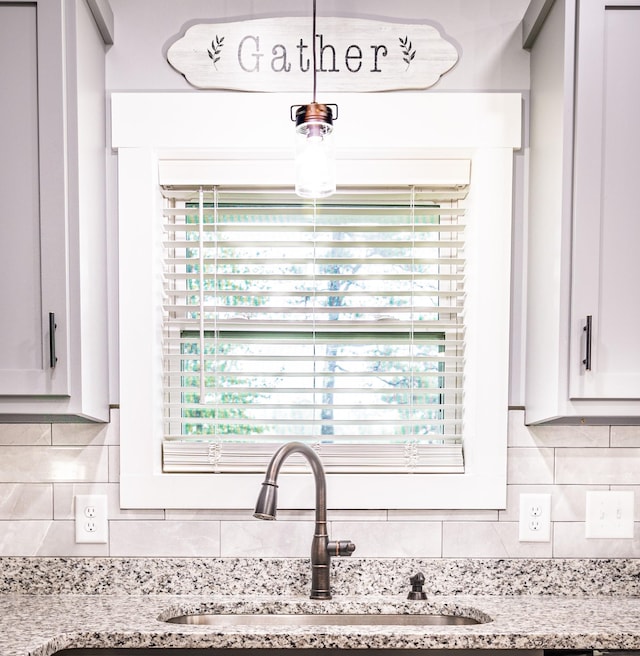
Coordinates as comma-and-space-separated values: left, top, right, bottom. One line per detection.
310, 591, 332, 600
310, 562, 331, 600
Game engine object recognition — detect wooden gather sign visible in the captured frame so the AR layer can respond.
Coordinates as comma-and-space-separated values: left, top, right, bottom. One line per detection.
167, 17, 459, 92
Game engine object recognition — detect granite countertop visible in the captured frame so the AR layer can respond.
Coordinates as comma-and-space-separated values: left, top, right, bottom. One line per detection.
2, 593, 640, 656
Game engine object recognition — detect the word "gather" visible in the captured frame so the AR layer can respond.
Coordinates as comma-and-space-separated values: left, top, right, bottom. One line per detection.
237, 34, 389, 74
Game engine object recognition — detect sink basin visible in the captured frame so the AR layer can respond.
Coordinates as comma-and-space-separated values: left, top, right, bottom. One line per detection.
165, 613, 481, 626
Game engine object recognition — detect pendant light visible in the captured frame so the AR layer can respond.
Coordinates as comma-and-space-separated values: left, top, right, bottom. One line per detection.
291, 0, 338, 199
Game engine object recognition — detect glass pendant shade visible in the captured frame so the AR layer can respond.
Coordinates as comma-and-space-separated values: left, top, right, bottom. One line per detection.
294, 102, 336, 199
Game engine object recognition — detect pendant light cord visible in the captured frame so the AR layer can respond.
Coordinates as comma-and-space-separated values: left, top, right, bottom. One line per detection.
312, 0, 317, 103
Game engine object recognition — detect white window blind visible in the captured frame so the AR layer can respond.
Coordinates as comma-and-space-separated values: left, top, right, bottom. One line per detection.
161, 186, 467, 473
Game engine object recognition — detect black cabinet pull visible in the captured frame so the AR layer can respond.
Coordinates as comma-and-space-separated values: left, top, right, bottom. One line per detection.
49, 312, 57, 369
582, 314, 592, 371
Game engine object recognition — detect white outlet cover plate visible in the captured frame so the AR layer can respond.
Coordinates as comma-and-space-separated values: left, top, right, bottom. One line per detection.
585, 491, 634, 539
518, 492, 551, 542
74, 494, 108, 544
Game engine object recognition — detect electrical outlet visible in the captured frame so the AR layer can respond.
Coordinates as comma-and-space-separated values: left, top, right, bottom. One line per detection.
518, 493, 551, 542
75, 494, 108, 544
585, 491, 634, 539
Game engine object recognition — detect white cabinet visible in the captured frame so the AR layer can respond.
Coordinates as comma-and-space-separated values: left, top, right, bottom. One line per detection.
0, 0, 110, 421
525, 0, 640, 424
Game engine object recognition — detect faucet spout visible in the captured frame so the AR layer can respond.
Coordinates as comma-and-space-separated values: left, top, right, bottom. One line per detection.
253, 441, 355, 600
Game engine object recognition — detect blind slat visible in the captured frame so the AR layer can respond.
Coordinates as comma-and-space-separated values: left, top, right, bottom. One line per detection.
166, 257, 465, 266
165, 386, 460, 392
165, 240, 466, 251
162, 207, 467, 218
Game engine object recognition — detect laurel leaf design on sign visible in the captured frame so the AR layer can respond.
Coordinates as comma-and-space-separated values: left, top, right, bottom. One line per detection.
207, 35, 225, 70
399, 36, 417, 71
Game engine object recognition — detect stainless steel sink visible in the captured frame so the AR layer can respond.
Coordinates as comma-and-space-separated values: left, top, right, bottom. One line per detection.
165, 613, 481, 626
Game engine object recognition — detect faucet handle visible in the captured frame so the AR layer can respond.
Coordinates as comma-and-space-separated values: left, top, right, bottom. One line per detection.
328, 540, 356, 556
408, 572, 427, 600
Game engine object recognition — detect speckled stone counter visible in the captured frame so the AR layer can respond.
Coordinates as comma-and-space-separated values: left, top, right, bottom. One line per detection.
2, 593, 640, 656
1, 558, 640, 656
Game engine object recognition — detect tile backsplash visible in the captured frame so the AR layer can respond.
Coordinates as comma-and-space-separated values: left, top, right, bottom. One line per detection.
1, 410, 639, 558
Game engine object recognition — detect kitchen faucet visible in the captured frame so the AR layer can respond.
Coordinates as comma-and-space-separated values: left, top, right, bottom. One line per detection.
254, 441, 356, 600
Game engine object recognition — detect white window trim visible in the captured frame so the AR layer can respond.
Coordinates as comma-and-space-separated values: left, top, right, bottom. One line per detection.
113, 92, 521, 510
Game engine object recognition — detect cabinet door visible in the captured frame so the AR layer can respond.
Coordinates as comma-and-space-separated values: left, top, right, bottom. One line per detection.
0, 1, 69, 396
570, 0, 640, 399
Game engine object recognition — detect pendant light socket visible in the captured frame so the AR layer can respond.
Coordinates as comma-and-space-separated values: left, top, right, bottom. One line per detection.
292, 102, 337, 127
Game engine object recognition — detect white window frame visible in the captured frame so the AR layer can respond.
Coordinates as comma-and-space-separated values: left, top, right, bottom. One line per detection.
113, 92, 521, 510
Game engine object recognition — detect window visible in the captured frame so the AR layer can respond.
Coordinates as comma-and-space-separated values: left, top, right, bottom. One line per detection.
162, 188, 465, 474
114, 92, 520, 509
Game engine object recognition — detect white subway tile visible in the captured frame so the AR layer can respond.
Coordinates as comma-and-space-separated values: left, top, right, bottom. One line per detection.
166, 509, 312, 521
327, 509, 388, 521
389, 509, 498, 521
507, 447, 554, 484
556, 448, 640, 484
442, 521, 552, 557
0, 521, 50, 556
554, 522, 640, 558
0, 446, 108, 482
0, 484, 52, 519
611, 426, 640, 447
331, 521, 441, 557
220, 520, 313, 557
52, 423, 115, 446
0, 424, 50, 445
0, 521, 108, 556
166, 509, 251, 521
108, 445, 119, 482
110, 520, 220, 556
